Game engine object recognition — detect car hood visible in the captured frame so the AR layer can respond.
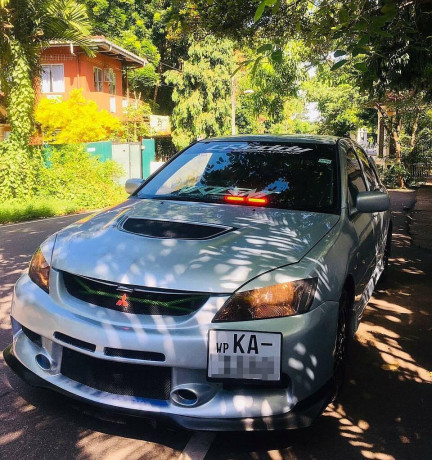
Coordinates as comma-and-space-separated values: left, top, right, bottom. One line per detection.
52, 199, 339, 293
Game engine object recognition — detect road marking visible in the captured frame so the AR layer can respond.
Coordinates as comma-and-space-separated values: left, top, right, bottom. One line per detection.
179, 432, 215, 460
1, 211, 95, 227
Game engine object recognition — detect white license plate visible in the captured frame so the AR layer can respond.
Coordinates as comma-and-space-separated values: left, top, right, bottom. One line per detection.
208, 330, 282, 381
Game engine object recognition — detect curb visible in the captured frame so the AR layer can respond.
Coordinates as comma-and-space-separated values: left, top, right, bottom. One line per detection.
409, 185, 432, 251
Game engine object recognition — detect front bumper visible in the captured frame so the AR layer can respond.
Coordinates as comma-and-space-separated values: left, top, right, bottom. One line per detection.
3, 343, 334, 430
5, 272, 339, 430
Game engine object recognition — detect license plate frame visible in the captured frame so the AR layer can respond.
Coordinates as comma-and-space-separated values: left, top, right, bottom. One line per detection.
207, 329, 282, 382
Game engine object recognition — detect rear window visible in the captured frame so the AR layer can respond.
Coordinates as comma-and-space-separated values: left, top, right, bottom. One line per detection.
137, 141, 340, 214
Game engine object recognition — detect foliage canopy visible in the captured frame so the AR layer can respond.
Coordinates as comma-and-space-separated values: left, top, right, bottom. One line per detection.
165, 36, 234, 149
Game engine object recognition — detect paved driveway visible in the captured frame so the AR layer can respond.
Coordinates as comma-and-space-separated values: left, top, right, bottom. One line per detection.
0, 196, 431, 460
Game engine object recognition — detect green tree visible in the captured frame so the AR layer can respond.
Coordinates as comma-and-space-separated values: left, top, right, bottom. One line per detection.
0, 0, 92, 199
128, 66, 159, 100
183, 0, 432, 187
86, 0, 160, 63
116, 102, 152, 142
0, 0, 92, 147
164, 36, 234, 149
234, 41, 305, 134
303, 65, 373, 136
85, 0, 190, 112
86, 0, 161, 103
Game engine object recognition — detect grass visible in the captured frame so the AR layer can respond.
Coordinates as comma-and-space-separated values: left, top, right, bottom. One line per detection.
0, 198, 90, 224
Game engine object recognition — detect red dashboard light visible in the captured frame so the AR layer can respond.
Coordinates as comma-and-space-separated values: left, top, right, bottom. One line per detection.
224, 195, 245, 203
224, 195, 268, 206
247, 197, 268, 205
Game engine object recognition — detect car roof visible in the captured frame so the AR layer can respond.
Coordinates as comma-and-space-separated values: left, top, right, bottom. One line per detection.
201, 134, 341, 145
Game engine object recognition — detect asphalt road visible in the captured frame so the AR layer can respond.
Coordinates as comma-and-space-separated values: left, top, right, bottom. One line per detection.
0, 196, 431, 460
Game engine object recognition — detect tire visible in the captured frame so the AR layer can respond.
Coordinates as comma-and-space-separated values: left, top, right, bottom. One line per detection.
332, 289, 351, 400
380, 229, 392, 282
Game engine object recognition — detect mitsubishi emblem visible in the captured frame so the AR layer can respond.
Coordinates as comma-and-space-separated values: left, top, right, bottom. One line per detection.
116, 293, 129, 308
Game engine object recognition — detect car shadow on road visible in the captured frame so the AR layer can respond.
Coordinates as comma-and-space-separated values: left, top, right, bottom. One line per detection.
0, 369, 188, 459
205, 210, 432, 460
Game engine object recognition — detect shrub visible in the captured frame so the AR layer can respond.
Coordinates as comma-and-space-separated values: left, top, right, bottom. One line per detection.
115, 102, 152, 142
36, 144, 127, 209
0, 198, 82, 224
382, 162, 412, 189
36, 89, 121, 143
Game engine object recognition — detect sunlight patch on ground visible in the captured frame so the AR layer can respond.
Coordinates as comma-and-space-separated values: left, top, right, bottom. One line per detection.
0, 429, 23, 446
76, 431, 180, 460
358, 296, 432, 384
323, 405, 395, 460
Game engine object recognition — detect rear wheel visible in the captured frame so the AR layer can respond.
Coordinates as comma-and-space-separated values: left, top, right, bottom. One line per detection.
380, 228, 392, 281
333, 289, 351, 400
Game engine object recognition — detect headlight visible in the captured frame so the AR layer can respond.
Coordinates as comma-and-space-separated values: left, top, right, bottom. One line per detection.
28, 248, 50, 293
213, 278, 317, 322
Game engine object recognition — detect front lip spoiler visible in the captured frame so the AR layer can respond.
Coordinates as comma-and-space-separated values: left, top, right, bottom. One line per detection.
3, 343, 334, 431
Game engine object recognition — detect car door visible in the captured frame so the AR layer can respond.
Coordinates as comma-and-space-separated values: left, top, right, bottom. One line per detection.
354, 146, 388, 267
346, 147, 377, 302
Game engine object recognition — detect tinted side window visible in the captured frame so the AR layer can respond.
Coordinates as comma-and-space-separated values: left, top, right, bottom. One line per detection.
347, 149, 367, 210
368, 155, 382, 188
355, 147, 379, 190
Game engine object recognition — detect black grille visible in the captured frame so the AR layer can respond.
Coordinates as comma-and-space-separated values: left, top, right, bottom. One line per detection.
121, 218, 233, 240
62, 272, 210, 316
61, 347, 171, 399
54, 331, 96, 352
104, 347, 165, 362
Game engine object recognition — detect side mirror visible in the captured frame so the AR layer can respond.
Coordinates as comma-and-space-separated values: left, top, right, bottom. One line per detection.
356, 191, 390, 213
125, 178, 144, 195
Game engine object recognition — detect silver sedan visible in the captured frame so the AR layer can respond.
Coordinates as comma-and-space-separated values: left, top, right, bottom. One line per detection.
4, 135, 391, 430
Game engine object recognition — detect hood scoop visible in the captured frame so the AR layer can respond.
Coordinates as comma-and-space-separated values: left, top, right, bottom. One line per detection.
120, 217, 235, 240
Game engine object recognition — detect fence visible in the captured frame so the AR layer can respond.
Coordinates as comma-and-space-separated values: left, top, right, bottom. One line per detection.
84, 140, 156, 184
155, 137, 177, 162
363, 143, 378, 156
409, 163, 431, 181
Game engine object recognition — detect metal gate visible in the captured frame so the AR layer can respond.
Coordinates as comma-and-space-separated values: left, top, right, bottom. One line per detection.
111, 142, 142, 184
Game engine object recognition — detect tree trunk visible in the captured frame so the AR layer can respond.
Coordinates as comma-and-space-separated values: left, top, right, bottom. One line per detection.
393, 113, 404, 188
7, 39, 35, 147
0, 38, 39, 200
375, 102, 405, 188
153, 63, 161, 103
410, 111, 419, 150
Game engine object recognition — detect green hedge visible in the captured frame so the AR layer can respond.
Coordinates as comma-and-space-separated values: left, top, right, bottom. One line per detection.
0, 143, 127, 223
0, 198, 85, 224
36, 144, 127, 208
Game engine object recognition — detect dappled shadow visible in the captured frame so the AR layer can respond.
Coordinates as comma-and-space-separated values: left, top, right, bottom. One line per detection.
0, 373, 186, 459
205, 193, 432, 459
1, 191, 431, 459
0, 213, 187, 459
0, 215, 93, 343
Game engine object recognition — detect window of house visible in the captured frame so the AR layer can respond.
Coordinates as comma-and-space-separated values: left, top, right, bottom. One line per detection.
104, 68, 117, 95
41, 65, 65, 93
94, 67, 103, 92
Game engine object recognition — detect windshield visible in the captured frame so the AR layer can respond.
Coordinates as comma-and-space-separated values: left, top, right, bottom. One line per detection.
137, 141, 339, 214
